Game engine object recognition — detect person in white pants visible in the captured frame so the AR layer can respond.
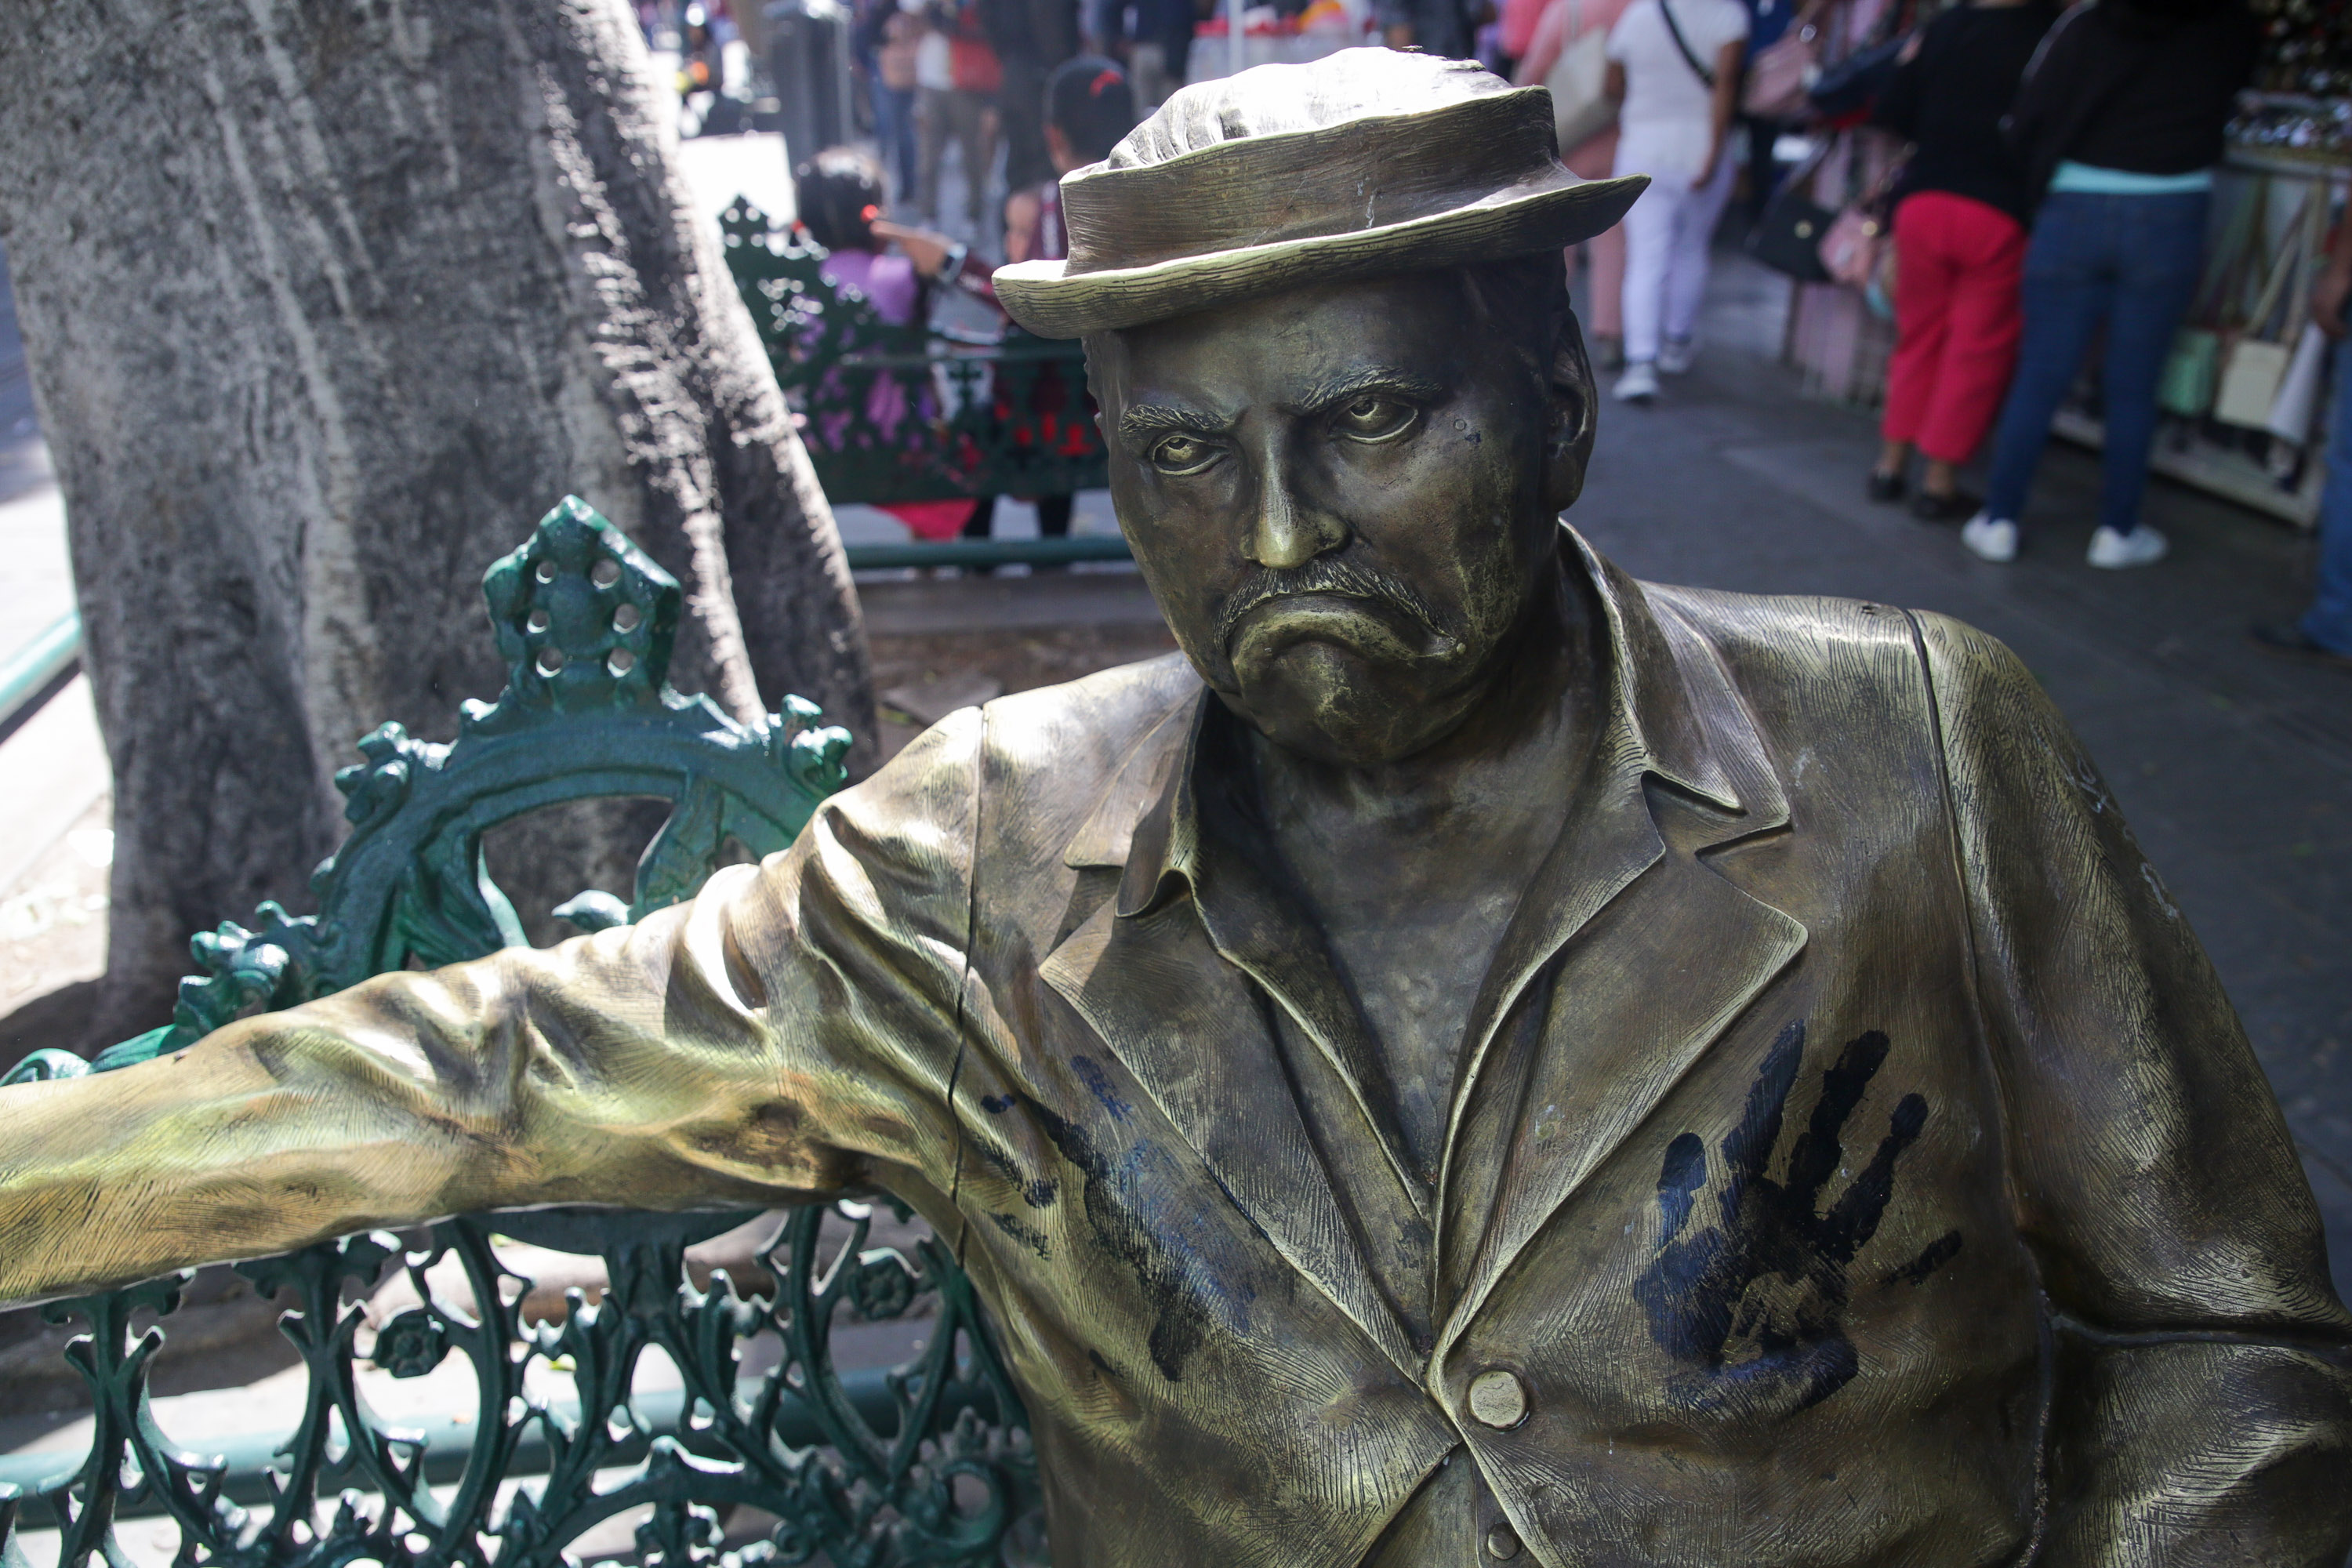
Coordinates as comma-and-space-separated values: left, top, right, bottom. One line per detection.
1605, 0, 1748, 401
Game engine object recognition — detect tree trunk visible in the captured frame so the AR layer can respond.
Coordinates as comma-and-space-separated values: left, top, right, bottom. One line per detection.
0, 0, 875, 1043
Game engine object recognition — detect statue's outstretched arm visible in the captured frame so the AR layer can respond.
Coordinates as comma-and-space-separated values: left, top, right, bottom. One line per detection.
1918, 612, 2352, 1566
0, 712, 987, 1307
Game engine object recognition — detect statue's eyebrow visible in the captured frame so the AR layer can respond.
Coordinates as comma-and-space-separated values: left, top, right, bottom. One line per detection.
1294, 367, 1446, 413
1116, 404, 1232, 442
1116, 368, 1446, 444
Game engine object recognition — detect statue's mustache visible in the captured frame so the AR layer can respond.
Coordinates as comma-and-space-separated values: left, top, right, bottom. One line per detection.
1214, 558, 1446, 649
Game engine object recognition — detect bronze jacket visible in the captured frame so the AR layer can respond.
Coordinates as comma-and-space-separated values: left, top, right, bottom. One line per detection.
2, 536, 2347, 1566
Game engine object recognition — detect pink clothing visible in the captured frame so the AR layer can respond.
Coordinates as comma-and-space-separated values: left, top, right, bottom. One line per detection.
1512, 0, 1638, 166
813, 248, 971, 542
818, 248, 922, 326
1500, 0, 1554, 61
1564, 132, 1626, 339
1513, 13, 1629, 340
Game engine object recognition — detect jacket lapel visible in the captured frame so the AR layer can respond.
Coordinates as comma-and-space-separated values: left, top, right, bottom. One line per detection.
1435, 818, 1806, 1352
1432, 551, 1809, 1354
1037, 533, 1810, 1375
1040, 893, 1425, 1380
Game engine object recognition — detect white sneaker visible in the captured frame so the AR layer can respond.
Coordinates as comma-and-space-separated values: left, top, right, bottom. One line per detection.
2086, 524, 2169, 568
1613, 361, 1661, 403
1961, 513, 2019, 563
1658, 338, 1696, 376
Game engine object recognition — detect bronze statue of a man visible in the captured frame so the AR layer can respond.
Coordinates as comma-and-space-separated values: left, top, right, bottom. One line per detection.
2, 47, 2347, 1567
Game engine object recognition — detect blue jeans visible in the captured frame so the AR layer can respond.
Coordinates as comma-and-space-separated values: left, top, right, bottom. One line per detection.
2303, 339, 2352, 654
871, 82, 920, 203
1983, 190, 2211, 537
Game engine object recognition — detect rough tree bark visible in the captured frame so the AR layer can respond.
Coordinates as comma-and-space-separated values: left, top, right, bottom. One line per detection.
0, 0, 877, 1040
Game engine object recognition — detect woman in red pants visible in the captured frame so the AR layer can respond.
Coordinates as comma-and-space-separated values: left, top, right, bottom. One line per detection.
1866, 0, 2056, 521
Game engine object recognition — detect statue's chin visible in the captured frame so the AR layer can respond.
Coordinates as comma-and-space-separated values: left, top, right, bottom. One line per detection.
1225, 641, 1475, 768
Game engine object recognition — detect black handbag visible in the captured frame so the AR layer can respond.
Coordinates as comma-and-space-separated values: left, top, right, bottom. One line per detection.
1748, 187, 1838, 281
1747, 138, 1838, 282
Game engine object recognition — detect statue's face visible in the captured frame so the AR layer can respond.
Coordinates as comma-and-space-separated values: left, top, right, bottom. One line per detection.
1092, 271, 1591, 767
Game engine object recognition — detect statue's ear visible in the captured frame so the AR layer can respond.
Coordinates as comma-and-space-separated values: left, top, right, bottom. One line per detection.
1541, 310, 1597, 514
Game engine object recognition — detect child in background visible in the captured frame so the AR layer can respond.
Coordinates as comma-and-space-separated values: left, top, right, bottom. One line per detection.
793, 148, 996, 543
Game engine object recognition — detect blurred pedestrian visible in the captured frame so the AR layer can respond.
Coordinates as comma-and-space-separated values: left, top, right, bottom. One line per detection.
1091, 0, 1192, 109
796, 148, 1000, 542
1515, 0, 1638, 369
1605, 0, 1748, 402
985, 0, 1083, 200
862, 0, 927, 201
2250, 222, 2352, 670
1962, 0, 2262, 568
967, 56, 1141, 559
1864, 0, 2056, 522
1733, 0, 1798, 221
916, 0, 1003, 230
1497, 0, 1551, 74
1379, 0, 1478, 59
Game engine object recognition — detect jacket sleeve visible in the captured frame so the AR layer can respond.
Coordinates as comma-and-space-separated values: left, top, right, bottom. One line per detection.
1867, 22, 1926, 140
0, 710, 987, 1307
1915, 612, 2352, 1567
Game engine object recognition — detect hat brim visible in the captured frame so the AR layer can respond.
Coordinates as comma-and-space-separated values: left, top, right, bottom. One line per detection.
994, 169, 1648, 339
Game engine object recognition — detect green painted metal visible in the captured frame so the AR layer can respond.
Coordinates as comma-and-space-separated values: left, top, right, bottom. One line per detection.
0, 1361, 939, 1514
720, 199, 1109, 508
0, 498, 1041, 1568
841, 536, 1134, 572
0, 609, 82, 730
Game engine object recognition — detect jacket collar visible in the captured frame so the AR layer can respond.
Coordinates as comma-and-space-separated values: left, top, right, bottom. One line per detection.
1063, 526, 1785, 893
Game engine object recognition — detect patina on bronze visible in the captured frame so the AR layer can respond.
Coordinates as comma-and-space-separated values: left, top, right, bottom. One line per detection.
1, 46, 2347, 1568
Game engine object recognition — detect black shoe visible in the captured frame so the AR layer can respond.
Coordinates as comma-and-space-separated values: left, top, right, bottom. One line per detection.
2249, 622, 2352, 670
1911, 488, 1980, 524
1867, 469, 1906, 503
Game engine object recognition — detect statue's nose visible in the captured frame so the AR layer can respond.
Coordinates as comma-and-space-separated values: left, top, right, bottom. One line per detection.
1241, 441, 1346, 571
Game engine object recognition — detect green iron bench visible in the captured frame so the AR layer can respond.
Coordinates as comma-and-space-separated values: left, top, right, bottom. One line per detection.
0, 498, 1043, 1568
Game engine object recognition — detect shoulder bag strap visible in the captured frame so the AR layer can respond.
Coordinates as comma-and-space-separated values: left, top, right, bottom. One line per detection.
1657, 0, 1715, 88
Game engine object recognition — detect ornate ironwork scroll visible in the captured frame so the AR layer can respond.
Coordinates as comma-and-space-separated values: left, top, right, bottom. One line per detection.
0, 1203, 1039, 1568
0, 499, 1040, 1568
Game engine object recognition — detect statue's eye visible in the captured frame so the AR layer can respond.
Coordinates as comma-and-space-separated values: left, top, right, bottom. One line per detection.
1149, 434, 1220, 475
1334, 394, 1417, 442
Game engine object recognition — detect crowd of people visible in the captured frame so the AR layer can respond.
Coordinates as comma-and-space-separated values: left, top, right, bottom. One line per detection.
850, 0, 1187, 233
1868, 0, 2262, 570
787, 0, 2349, 662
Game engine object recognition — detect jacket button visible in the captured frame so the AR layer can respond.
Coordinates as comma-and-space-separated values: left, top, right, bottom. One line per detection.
1465, 1368, 1528, 1429
1486, 1524, 1523, 1559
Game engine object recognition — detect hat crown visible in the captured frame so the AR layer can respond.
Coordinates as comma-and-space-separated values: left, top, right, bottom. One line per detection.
1104, 49, 1515, 171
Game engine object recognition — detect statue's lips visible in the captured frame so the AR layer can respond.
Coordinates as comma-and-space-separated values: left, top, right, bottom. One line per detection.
1225, 592, 1450, 663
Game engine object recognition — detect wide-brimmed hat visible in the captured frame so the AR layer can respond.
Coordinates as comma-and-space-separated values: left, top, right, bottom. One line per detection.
993, 48, 1646, 339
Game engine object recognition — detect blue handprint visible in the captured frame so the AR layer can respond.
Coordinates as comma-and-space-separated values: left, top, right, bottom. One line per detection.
1633, 1022, 1961, 1418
